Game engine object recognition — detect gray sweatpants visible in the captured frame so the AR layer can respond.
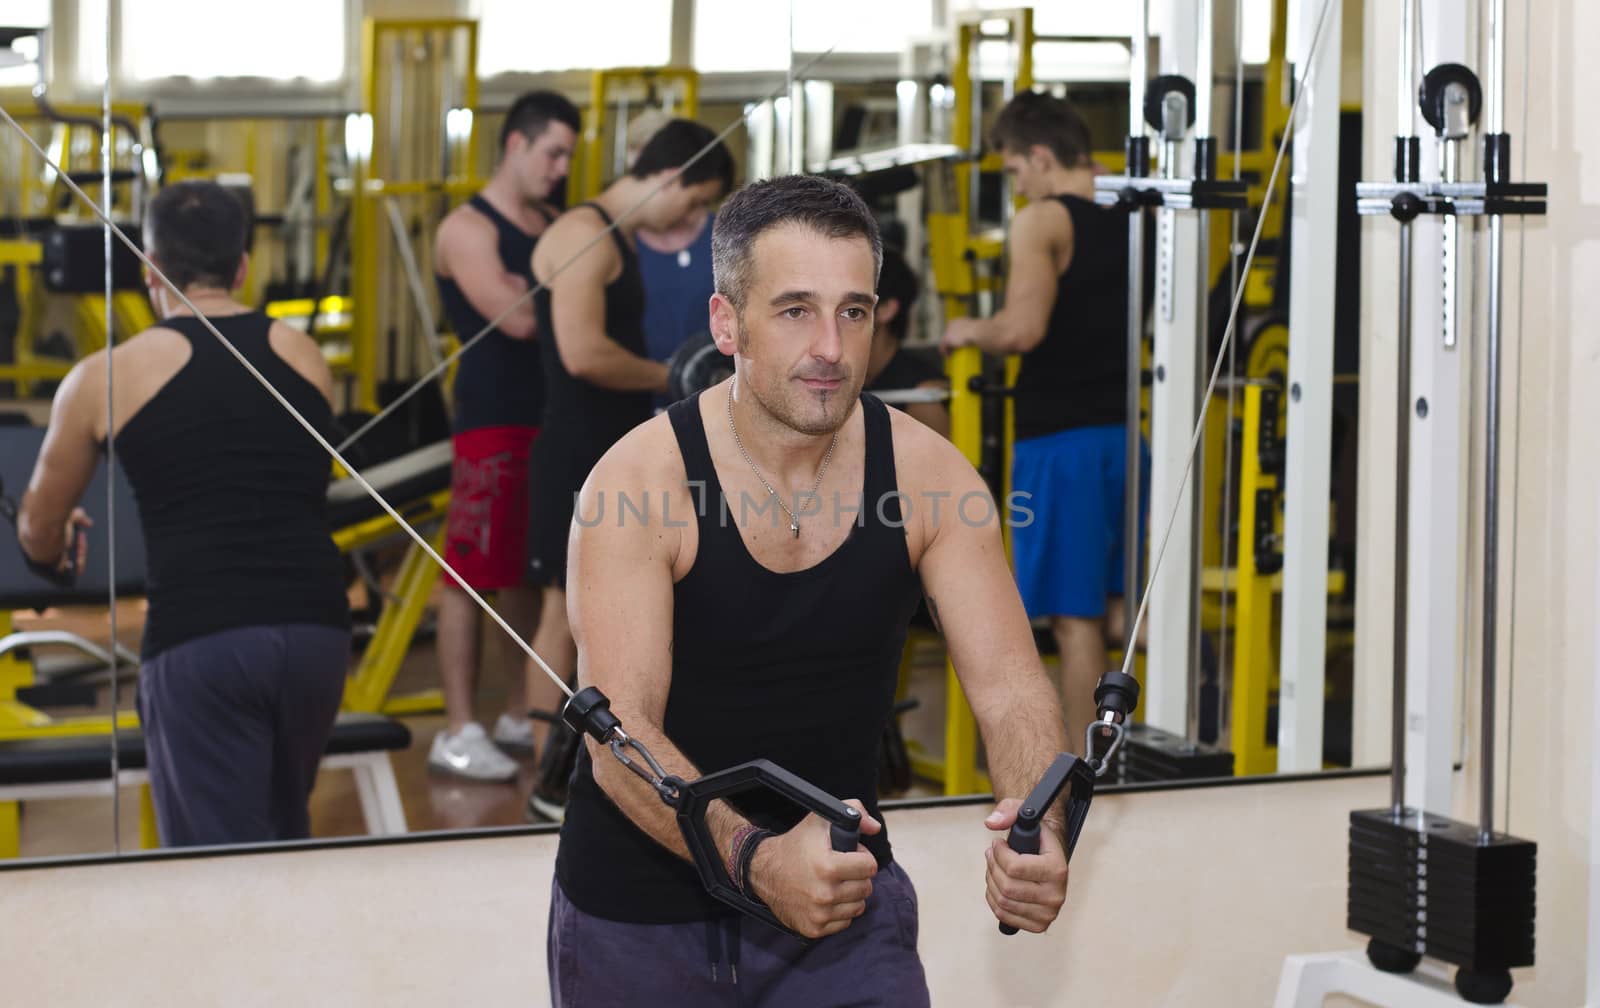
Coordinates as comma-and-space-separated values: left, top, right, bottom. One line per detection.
547, 861, 931, 1007
137, 623, 348, 847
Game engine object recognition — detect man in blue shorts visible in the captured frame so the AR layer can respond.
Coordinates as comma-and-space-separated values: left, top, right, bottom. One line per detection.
941, 91, 1148, 748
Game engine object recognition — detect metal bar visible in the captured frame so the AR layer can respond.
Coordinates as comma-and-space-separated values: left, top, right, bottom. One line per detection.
1479, 0, 1509, 845
1392, 221, 1413, 817
1131, 0, 1149, 139
1398, 0, 1415, 138
1481, 212, 1502, 840
1196, 0, 1214, 136
1124, 214, 1145, 654
1190, 210, 1210, 741
1486, 0, 1505, 135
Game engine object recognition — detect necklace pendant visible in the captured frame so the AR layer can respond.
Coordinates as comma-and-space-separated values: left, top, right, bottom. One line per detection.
790, 518, 801, 538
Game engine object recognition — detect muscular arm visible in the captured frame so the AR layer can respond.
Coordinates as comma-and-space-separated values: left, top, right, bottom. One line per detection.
436, 212, 537, 340
568, 453, 745, 860
545, 224, 669, 392
940, 202, 1069, 356
18, 355, 102, 564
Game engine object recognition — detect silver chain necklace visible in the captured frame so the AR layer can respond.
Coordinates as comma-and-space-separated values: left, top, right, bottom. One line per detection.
726, 386, 837, 538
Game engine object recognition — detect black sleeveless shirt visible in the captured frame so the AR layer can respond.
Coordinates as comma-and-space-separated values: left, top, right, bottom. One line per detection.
533, 202, 653, 456
113, 313, 349, 659
555, 393, 924, 923
1012, 194, 1131, 441
436, 195, 548, 433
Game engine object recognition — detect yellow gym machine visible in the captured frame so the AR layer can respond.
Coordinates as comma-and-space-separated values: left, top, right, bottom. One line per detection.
573, 67, 700, 203
913, 7, 1036, 796
347, 16, 482, 413
0, 100, 158, 397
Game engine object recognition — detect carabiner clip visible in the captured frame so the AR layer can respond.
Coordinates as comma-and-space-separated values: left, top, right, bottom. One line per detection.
1084, 717, 1128, 778
607, 728, 682, 806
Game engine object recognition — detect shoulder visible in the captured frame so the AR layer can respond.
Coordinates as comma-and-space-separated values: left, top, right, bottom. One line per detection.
107, 324, 189, 376
886, 401, 973, 493
1013, 198, 1073, 245
266, 318, 334, 398
536, 206, 618, 279
437, 201, 492, 243
576, 411, 691, 561
885, 402, 991, 556
585, 410, 683, 499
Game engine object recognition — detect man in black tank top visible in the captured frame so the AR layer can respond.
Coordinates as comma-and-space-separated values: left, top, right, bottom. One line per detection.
18, 181, 349, 846
429, 90, 578, 781
520, 120, 734, 800
940, 92, 1150, 751
545, 176, 1072, 1006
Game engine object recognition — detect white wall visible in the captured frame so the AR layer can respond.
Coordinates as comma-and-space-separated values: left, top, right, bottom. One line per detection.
0, 776, 1392, 1007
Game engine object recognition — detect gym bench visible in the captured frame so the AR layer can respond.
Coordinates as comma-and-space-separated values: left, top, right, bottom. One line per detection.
0, 712, 412, 857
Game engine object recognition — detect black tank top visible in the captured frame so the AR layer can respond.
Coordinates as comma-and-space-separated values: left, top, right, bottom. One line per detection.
113, 313, 349, 659
533, 202, 653, 456
436, 195, 549, 433
1012, 194, 1131, 441
555, 393, 923, 924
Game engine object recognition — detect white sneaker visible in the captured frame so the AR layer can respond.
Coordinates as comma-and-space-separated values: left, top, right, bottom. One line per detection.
492, 713, 535, 753
428, 722, 519, 781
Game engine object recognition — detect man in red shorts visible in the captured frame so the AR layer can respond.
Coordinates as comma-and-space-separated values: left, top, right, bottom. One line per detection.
429, 91, 578, 780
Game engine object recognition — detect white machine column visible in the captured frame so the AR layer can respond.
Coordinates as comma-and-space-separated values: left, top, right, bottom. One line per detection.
1277, 0, 1343, 771
1404, 0, 1473, 815
1143, 0, 1207, 736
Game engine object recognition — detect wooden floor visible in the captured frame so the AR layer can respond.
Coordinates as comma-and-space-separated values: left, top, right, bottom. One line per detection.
8, 597, 954, 860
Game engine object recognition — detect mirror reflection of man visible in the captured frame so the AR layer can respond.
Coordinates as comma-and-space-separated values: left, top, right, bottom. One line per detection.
941, 91, 1147, 749
21, 180, 350, 846
429, 91, 580, 782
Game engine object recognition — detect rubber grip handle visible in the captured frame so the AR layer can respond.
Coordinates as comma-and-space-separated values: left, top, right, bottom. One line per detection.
999, 819, 1042, 935
829, 821, 859, 853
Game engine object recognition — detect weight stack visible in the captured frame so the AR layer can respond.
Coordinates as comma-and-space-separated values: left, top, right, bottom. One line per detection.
1109, 723, 1234, 783
1348, 808, 1535, 987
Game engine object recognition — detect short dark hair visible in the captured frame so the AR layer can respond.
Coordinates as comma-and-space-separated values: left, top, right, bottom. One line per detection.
990, 90, 1093, 168
712, 174, 882, 314
145, 180, 249, 290
630, 118, 735, 195
876, 246, 920, 341
498, 90, 581, 158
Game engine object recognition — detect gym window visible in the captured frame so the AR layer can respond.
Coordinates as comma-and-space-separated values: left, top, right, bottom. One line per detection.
693, 0, 935, 72
118, 0, 345, 83
0, 0, 47, 90
472, 0, 671, 76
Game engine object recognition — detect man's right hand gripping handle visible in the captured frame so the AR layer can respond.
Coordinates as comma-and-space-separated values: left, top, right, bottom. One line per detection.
748, 800, 882, 940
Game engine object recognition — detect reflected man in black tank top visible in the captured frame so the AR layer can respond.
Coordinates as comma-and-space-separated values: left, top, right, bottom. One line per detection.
428, 90, 578, 782
940, 92, 1148, 754
545, 176, 1073, 1005
520, 121, 734, 778
19, 180, 349, 846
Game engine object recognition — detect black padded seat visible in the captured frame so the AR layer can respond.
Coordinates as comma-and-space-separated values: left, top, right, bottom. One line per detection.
326, 441, 453, 530
0, 733, 141, 785
0, 713, 412, 786
320, 712, 412, 755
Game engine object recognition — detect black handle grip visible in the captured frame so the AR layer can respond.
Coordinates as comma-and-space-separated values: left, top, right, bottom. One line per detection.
996, 754, 1097, 936
830, 821, 860, 853
999, 814, 1043, 935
